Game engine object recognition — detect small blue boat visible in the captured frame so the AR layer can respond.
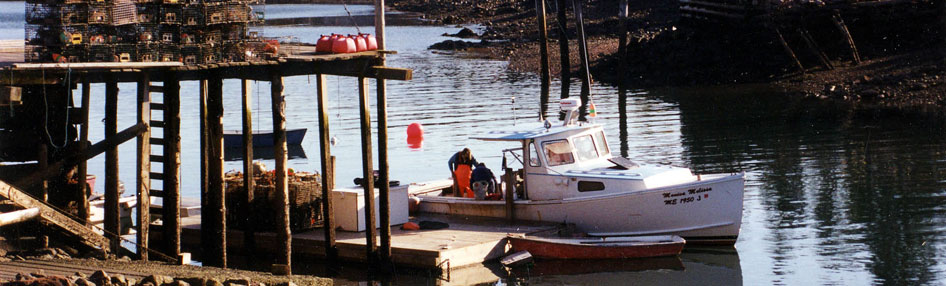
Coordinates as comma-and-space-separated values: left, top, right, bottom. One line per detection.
223, 128, 307, 148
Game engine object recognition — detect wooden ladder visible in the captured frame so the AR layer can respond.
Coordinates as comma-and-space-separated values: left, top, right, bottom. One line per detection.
142, 75, 182, 261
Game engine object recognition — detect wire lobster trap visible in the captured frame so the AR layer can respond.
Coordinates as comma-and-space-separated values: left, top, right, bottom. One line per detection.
89, 45, 114, 62
136, 26, 157, 43
26, 3, 58, 25
203, 3, 228, 25
61, 44, 88, 62
183, 7, 202, 26
86, 25, 113, 45
114, 43, 136, 62
136, 3, 157, 24
157, 43, 180, 62
222, 42, 246, 62
160, 5, 182, 24
200, 28, 223, 45
110, 0, 138, 26
157, 25, 179, 43
87, 3, 110, 25
136, 44, 158, 62
226, 3, 252, 22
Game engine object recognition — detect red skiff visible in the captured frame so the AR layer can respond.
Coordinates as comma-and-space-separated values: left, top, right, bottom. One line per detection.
507, 235, 686, 259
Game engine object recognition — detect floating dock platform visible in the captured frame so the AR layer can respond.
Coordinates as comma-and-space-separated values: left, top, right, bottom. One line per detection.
152, 213, 563, 271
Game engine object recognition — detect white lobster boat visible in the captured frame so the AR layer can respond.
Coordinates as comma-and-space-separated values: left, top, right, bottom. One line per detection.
413, 98, 745, 244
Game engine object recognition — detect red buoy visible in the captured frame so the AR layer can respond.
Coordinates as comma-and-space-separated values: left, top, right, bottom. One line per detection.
353, 34, 367, 52
332, 35, 356, 53
362, 33, 378, 51
407, 122, 424, 138
316, 34, 332, 53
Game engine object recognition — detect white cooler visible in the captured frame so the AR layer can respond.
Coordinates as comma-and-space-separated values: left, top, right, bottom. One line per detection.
332, 184, 409, 232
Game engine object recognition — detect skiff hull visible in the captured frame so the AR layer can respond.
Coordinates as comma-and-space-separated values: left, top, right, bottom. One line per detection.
507, 235, 685, 259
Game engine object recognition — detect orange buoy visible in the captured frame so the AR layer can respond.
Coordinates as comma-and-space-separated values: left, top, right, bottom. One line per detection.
362, 33, 378, 50
316, 34, 332, 53
407, 122, 423, 138
332, 35, 356, 53
407, 136, 423, 150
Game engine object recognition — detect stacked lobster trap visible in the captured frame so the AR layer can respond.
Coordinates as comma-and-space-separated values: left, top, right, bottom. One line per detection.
25, 0, 265, 65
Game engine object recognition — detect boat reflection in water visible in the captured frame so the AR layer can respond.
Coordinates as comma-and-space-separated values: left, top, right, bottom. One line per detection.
223, 145, 307, 161
504, 247, 741, 285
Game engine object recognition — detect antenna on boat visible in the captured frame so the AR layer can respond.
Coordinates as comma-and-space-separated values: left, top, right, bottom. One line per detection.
511, 96, 516, 126
560, 97, 581, 126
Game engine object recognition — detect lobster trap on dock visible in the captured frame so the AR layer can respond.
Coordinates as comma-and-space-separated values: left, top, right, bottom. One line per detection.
224, 170, 322, 232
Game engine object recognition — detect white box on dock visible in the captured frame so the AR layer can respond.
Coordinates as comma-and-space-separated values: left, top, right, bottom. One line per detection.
332, 184, 409, 232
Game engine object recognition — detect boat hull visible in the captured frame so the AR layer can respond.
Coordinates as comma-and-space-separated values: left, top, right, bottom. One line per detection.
416, 173, 744, 244
507, 235, 685, 259
223, 128, 306, 148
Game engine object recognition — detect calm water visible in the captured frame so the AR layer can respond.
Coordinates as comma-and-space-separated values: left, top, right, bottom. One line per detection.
5, 3, 946, 285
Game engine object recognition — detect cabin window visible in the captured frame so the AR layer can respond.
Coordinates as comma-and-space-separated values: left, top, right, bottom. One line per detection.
595, 131, 609, 156
543, 140, 574, 166
573, 135, 598, 161
577, 181, 606, 192
528, 140, 541, 167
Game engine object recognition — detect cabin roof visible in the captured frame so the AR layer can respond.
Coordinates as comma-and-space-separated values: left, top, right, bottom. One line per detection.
470, 123, 600, 141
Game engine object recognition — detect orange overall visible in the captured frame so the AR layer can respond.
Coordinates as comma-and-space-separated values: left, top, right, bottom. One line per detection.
454, 164, 474, 198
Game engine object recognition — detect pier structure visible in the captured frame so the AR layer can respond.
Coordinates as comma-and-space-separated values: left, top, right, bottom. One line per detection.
0, 0, 414, 273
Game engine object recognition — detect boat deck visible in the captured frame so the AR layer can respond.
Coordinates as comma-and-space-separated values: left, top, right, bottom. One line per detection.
153, 212, 563, 271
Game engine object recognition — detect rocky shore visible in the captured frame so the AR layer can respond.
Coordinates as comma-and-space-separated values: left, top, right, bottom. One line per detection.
392, 0, 946, 110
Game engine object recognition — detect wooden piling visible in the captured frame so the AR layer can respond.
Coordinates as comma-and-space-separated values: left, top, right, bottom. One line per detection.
315, 74, 337, 261
798, 28, 834, 70
504, 168, 516, 223
203, 75, 226, 268
76, 78, 90, 224
536, 0, 551, 119
357, 76, 378, 262
162, 73, 181, 259
240, 79, 255, 252
270, 72, 291, 274
376, 75, 392, 264
617, 0, 629, 90
375, 0, 386, 51
136, 73, 151, 261
198, 80, 207, 259
38, 143, 48, 248
572, 0, 591, 119
774, 28, 805, 72
104, 79, 120, 252
556, 0, 570, 105
831, 11, 860, 65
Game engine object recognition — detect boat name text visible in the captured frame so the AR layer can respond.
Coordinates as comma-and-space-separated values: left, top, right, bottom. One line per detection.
663, 187, 712, 205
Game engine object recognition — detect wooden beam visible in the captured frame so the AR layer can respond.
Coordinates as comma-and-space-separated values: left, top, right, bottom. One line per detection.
198, 79, 208, 263
798, 28, 834, 70
163, 72, 182, 259
775, 28, 805, 73
0, 180, 110, 251
241, 79, 255, 252
832, 11, 860, 65
136, 73, 151, 261
204, 75, 226, 268
536, 0, 551, 119
504, 168, 516, 223
357, 77, 378, 263
270, 72, 291, 275
316, 74, 337, 261
12, 62, 182, 70
370, 67, 412, 81
105, 79, 120, 251
0, 208, 40, 227
376, 0, 386, 50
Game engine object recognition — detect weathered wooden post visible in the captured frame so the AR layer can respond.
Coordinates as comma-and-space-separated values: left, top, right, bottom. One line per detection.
617, 0, 628, 89
136, 72, 151, 261
270, 72, 292, 275
831, 11, 860, 65
105, 78, 120, 252
357, 76, 378, 263
774, 28, 804, 72
163, 72, 182, 259
316, 74, 337, 261
536, 0, 551, 119
203, 75, 226, 268
375, 0, 392, 265
572, 0, 591, 120
504, 168, 516, 223
557, 0, 570, 108
76, 77, 91, 224
376, 74, 392, 266
38, 143, 48, 248
241, 79, 255, 253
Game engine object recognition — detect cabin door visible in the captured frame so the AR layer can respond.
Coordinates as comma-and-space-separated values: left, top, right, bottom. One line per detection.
524, 140, 567, 201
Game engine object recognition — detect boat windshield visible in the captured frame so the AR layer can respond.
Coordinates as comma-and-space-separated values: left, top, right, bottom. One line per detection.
573, 135, 599, 161
543, 139, 575, 166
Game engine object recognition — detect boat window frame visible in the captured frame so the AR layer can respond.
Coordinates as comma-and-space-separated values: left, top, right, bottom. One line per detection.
528, 139, 541, 167
543, 139, 576, 166
594, 130, 610, 157
573, 134, 599, 161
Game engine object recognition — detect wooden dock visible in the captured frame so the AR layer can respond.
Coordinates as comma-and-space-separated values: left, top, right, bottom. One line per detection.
153, 213, 563, 271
